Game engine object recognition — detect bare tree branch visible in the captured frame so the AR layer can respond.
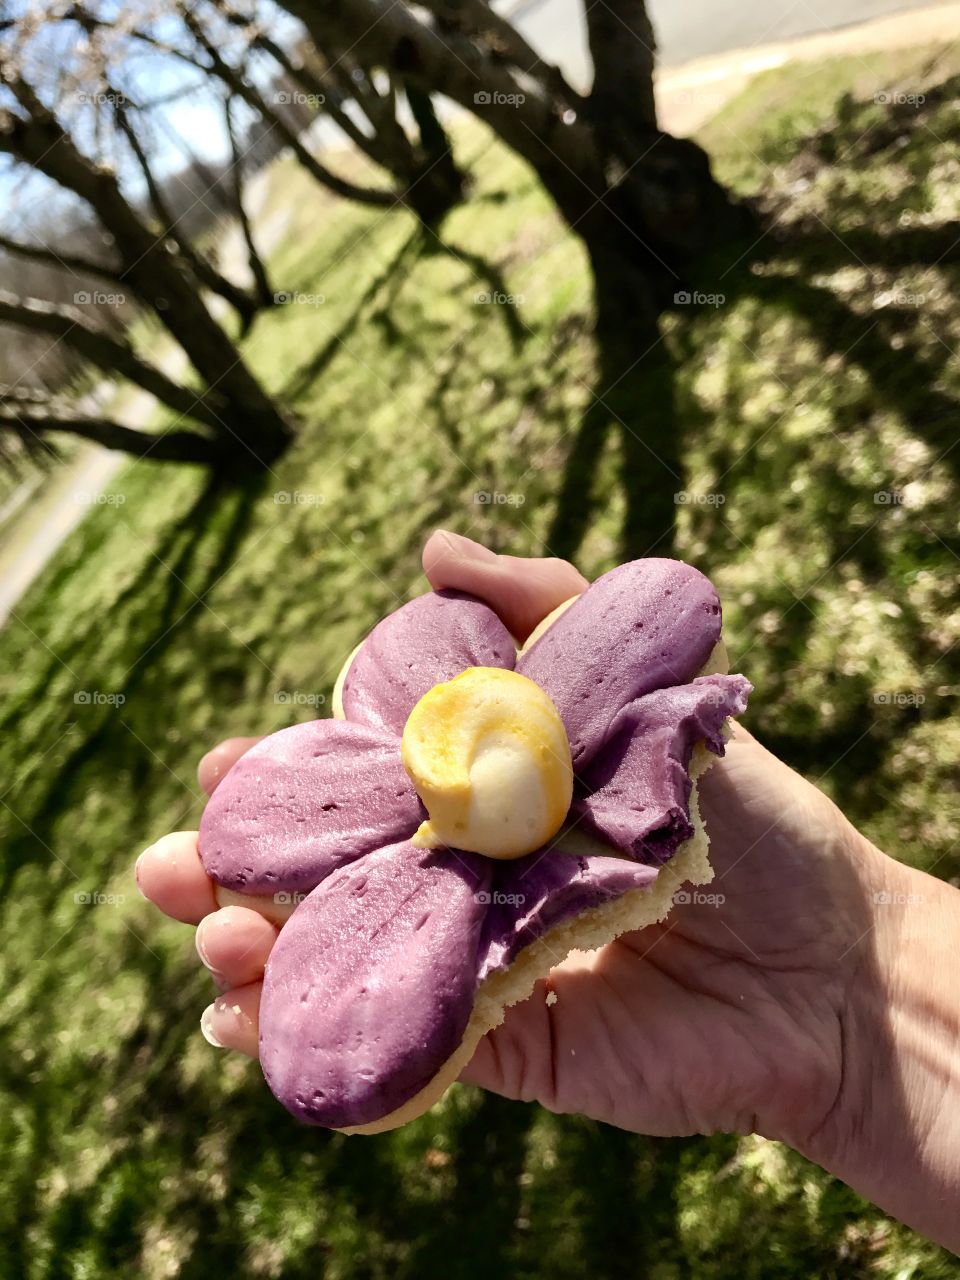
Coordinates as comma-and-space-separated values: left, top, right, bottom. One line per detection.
0, 411, 219, 461
420, 0, 583, 106
111, 91, 260, 328
223, 92, 274, 307
179, 6, 397, 208
0, 68, 293, 459
0, 290, 222, 430
0, 231, 123, 284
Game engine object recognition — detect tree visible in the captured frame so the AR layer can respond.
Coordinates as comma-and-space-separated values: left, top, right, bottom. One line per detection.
279, 0, 747, 323
81, 0, 467, 225
275, 0, 752, 552
0, 17, 293, 468
209, 0, 466, 225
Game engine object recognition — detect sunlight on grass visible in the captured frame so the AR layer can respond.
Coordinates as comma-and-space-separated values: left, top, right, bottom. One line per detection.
0, 45, 958, 1278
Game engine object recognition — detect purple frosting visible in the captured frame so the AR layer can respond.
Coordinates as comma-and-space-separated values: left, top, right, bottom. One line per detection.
341, 589, 516, 736
517, 558, 722, 766
259, 843, 491, 1128
478, 850, 660, 981
571, 674, 752, 864
198, 720, 423, 895
197, 563, 751, 1129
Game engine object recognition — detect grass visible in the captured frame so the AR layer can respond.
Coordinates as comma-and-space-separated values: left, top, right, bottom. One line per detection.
1, 42, 960, 1279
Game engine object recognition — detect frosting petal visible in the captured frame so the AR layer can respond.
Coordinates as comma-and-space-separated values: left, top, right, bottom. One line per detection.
341, 590, 516, 736
478, 849, 660, 981
198, 720, 423, 895
569, 674, 752, 864
259, 842, 492, 1127
516, 559, 723, 766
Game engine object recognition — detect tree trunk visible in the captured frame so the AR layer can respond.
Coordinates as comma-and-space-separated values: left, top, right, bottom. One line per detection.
403, 85, 465, 225
281, 0, 750, 279
584, 0, 657, 138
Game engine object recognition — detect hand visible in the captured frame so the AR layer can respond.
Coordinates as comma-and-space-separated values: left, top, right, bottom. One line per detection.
137, 533, 960, 1252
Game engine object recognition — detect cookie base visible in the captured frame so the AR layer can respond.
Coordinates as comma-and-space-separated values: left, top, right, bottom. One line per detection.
338, 739, 717, 1135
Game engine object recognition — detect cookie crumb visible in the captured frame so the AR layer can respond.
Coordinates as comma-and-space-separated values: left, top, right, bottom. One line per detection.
545, 990, 558, 1006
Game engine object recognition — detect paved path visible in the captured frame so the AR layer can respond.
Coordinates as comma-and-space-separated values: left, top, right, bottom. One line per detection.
505, 0, 958, 87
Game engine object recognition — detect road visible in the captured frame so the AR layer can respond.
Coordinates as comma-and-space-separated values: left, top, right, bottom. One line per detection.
506, 0, 957, 87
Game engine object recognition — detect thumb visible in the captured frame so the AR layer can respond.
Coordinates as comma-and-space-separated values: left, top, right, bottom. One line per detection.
422, 530, 588, 641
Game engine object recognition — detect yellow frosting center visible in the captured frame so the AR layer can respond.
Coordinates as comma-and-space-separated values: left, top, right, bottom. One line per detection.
400, 667, 573, 859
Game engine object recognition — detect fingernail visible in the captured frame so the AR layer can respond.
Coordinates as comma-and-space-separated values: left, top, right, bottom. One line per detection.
200, 1003, 225, 1049
198, 748, 221, 784
434, 530, 497, 562
194, 930, 227, 988
194, 926, 213, 969
134, 845, 153, 896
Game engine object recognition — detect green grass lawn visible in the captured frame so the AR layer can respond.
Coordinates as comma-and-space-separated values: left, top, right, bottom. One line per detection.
1, 44, 959, 1279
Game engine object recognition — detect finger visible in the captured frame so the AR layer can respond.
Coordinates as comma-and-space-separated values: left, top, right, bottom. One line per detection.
457, 977, 557, 1095
136, 831, 217, 924
198, 737, 263, 795
422, 530, 588, 642
458, 1030, 499, 1089
200, 982, 261, 1057
195, 906, 279, 988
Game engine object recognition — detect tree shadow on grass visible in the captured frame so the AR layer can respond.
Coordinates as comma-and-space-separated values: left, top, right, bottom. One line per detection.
546, 66, 960, 567
548, 330, 684, 563
0, 468, 265, 894
737, 269, 960, 492
283, 227, 427, 402
399, 1093, 532, 1280
283, 226, 528, 404
425, 235, 528, 354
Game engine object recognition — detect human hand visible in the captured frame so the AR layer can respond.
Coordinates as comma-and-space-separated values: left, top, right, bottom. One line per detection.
137, 533, 959, 1252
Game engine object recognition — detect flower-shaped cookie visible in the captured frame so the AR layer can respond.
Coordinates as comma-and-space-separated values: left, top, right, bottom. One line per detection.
198, 559, 750, 1131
